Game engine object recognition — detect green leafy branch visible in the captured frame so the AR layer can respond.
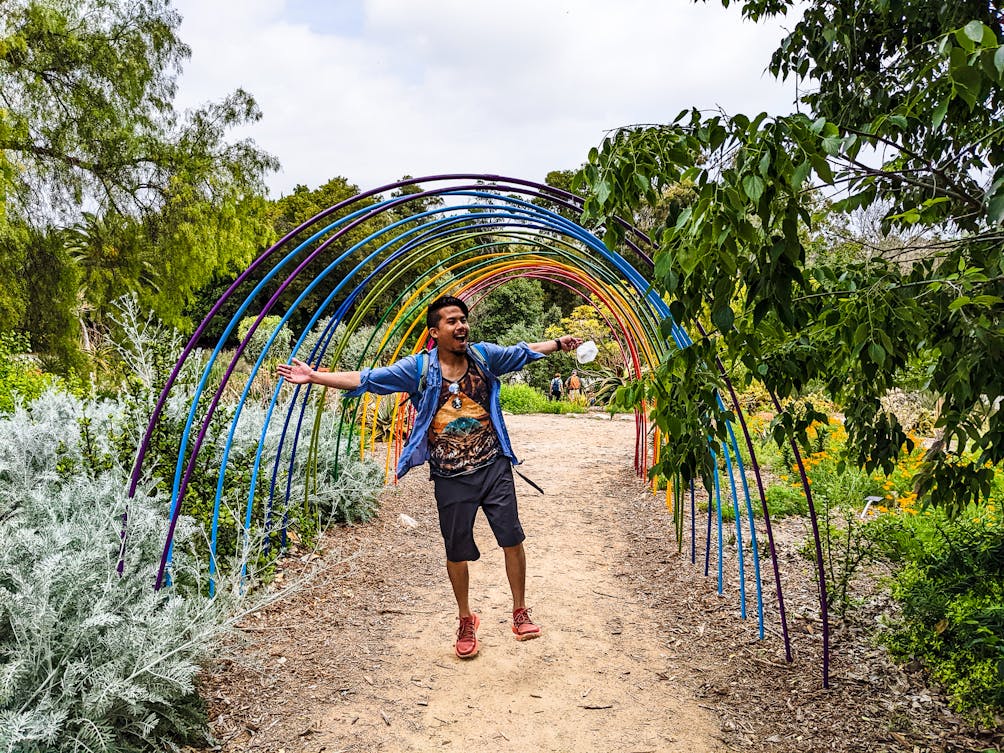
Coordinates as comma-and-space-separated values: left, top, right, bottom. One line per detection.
576, 14, 1004, 515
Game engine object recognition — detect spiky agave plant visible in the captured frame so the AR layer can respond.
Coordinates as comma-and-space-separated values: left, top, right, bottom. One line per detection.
589, 366, 632, 407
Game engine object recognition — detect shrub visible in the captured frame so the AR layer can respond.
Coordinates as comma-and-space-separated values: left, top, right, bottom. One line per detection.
290, 318, 389, 370
752, 408, 1003, 719
99, 307, 382, 566
696, 478, 807, 523
306, 446, 384, 525
108, 294, 181, 391
877, 507, 1004, 722
499, 384, 588, 415
294, 316, 333, 362
0, 391, 230, 752
324, 322, 392, 370
735, 379, 772, 413
284, 404, 384, 526
0, 307, 391, 751
0, 332, 54, 413
237, 314, 291, 365
539, 399, 587, 415
589, 366, 630, 407
500, 383, 549, 414
764, 482, 809, 518
880, 388, 937, 435
137, 386, 384, 578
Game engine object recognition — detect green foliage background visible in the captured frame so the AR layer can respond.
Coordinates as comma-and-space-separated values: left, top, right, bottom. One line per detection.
883, 512, 1004, 719
574, 0, 1004, 722
578, 3, 1004, 517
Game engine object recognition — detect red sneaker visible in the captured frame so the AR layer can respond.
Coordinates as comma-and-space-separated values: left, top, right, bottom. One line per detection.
511, 607, 541, 641
455, 613, 480, 658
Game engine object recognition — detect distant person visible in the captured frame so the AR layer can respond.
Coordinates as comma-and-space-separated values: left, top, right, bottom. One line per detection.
566, 370, 582, 401
278, 296, 582, 659
549, 372, 563, 401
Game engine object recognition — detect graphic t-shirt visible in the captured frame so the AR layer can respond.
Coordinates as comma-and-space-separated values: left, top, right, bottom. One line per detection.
428, 359, 500, 477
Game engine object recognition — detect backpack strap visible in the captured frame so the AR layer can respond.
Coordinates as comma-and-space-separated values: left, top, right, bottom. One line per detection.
400, 352, 428, 408
513, 466, 545, 495
467, 343, 494, 378
415, 351, 428, 393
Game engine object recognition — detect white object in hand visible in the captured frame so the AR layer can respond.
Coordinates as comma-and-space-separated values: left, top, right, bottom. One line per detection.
575, 340, 598, 364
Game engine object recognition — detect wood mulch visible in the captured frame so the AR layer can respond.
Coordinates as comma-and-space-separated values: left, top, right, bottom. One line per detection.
618, 493, 1002, 752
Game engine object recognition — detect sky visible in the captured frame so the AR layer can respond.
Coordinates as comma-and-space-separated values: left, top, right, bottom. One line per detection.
171, 0, 801, 198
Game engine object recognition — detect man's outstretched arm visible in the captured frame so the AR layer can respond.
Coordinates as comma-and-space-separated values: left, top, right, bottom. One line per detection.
277, 358, 361, 390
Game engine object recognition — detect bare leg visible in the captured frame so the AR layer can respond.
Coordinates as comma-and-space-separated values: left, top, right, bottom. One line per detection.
446, 559, 471, 617
503, 543, 527, 611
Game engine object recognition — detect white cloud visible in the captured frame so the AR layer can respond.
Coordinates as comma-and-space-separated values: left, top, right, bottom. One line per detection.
172, 0, 798, 196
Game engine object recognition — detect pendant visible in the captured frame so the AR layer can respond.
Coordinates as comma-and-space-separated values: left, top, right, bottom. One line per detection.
452, 396, 462, 410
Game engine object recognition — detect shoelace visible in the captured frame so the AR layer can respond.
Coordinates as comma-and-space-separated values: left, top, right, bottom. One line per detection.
513, 608, 534, 627
457, 617, 477, 641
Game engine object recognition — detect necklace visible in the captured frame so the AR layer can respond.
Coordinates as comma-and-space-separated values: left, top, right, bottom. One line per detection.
444, 361, 468, 410
447, 381, 462, 409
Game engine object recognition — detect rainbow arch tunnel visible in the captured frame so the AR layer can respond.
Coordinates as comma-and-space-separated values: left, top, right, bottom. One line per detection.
129, 174, 832, 685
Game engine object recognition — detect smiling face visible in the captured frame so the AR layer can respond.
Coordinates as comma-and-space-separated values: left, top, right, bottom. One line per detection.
429, 305, 469, 355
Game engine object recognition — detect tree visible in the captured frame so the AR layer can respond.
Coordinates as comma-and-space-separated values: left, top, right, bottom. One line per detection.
0, 0, 275, 222
578, 1, 1004, 515
534, 169, 587, 222
530, 169, 593, 313
62, 212, 154, 326
22, 227, 84, 372
544, 303, 624, 373
386, 174, 446, 221
469, 278, 548, 344
272, 177, 368, 239
260, 177, 384, 337
0, 222, 29, 331
1, 0, 278, 358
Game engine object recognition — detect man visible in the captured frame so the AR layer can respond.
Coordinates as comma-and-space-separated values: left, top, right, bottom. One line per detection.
277, 295, 582, 659
549, 372, 563, 401
566, 369, 582, 401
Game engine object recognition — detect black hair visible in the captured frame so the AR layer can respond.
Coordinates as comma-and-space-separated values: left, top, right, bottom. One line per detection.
426, 295, 469, 330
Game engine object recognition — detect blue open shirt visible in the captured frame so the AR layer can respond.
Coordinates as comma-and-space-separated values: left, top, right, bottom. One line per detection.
344, 341, 545, 478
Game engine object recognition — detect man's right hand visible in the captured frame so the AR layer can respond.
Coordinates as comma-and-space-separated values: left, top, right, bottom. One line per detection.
277, 357, 314, 385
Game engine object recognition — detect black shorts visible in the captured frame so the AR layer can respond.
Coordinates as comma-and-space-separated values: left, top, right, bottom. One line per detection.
432, 456, 525, 562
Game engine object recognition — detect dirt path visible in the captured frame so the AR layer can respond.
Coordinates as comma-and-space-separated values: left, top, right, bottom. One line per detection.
200, 412, 996, 753
204, 413, 726, 752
